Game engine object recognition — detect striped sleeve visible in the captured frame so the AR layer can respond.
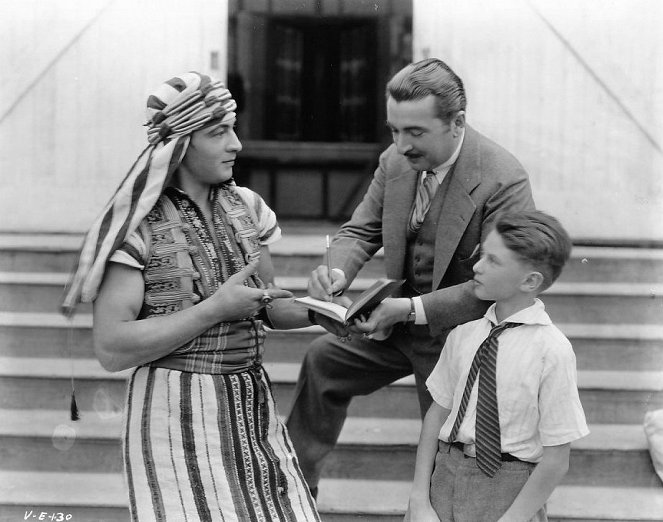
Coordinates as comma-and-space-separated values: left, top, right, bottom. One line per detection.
109, 226, 149, 269
234, 186, 282, 245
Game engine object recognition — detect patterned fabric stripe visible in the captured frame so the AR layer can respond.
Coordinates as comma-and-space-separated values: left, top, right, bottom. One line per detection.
146, 94, 167, 111
124, 367, 319, 521
191, 374, 227, 521
146, 73, 236, 145
124, 367, 166, 521
62, 136, 186, 314
216, 184, 262, 268
123, 369, 138, 520
263, 375, 320, 521
142, 367, 166, 519
254, 375, 302, 521
179, 373, 212, 520
73, 145, 153, 295
224, 373, 262, 519
213, 373, 251, 520
104, 153, 152, 258
241, 372, 286, 520
165, 76, 188, 92
166, 369, 194, 519
265, 400, 319, 519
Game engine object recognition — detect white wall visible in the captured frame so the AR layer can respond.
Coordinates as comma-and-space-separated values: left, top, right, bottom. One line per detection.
0, 0, 228, 232
413, 0, 663, 241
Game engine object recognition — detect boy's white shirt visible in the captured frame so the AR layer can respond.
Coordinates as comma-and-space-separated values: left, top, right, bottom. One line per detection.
427, 298, 589, 463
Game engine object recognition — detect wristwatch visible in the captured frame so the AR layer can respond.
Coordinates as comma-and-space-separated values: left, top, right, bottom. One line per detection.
407, 298, 416, 323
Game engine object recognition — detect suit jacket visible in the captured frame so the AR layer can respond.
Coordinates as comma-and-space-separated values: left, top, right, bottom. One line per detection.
332, 125, 535, 337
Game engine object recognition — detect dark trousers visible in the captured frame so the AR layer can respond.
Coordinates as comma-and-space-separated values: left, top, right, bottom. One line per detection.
285, 323, 446, 488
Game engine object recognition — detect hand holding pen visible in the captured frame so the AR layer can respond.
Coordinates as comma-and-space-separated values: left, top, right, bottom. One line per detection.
306, 235, 347, 301
326, 234, 333, 293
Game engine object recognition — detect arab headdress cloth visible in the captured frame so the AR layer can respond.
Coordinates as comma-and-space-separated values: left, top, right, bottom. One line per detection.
61, 72, 237, 316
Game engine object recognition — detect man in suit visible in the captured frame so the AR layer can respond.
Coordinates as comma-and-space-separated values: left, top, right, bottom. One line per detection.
286, 58, 536, 495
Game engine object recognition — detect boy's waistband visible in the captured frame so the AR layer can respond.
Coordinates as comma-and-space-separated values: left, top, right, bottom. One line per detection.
444, 440, 524, 463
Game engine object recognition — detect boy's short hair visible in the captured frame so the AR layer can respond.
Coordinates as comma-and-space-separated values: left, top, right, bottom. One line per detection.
493, 210, 572, 291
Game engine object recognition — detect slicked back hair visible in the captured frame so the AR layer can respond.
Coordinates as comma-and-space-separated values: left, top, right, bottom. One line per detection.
494, 210, 573, 291
386, 58, 466, 123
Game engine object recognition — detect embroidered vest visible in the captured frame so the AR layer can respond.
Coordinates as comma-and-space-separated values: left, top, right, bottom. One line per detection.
140, 185, 267, 374
140, 196, 197, 317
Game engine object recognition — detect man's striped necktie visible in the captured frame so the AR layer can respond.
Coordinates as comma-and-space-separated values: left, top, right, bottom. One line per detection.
409, 171, 438, 234
448, 321, 522, 476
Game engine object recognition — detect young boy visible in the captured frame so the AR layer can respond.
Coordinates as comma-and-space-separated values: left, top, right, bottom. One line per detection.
406, 210, 589, 522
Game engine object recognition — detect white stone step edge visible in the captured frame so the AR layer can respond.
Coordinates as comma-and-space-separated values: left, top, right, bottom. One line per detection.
2, 232, 663, 262
3, 311, 663, 343
2, 271, 663, 298
0, 470, 661, 520
0, 408, 648, 453
0, 356, 662, 393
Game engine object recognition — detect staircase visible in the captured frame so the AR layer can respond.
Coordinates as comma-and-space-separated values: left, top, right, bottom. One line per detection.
1, 228, 663, 521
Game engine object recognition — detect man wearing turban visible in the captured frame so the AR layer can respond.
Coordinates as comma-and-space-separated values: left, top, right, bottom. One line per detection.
63, 72, 320, 521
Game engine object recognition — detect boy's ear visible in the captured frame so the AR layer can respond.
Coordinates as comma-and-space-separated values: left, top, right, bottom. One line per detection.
522, 271, 544, 293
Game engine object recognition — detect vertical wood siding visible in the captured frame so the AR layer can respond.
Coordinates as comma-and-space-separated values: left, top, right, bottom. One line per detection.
1, 0, 228, 232
414, 0, 662, 241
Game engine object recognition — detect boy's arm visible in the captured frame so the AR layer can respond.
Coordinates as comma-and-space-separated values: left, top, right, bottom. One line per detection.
406, 402, 451, 521
497, 443, 571, 522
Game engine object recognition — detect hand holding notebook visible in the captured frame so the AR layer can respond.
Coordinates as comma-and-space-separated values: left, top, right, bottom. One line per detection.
295, 278, 404, 325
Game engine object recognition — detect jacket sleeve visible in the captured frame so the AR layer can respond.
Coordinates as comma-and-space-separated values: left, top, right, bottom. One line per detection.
329, 149, 390, 286
422, 162, 535, 337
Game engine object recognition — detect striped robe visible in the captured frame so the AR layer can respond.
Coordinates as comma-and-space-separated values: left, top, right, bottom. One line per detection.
116, 187, 318, 521
124, 367, 319, 521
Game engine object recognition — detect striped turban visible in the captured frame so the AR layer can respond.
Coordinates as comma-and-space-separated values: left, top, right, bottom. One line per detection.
61, 72, 237, 316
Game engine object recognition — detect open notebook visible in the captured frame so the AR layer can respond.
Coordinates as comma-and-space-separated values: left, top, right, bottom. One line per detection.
295, 278, 404, 324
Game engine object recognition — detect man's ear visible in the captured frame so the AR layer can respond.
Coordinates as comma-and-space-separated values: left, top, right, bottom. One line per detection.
522, 271, 544, 293
453, 110, 466, 130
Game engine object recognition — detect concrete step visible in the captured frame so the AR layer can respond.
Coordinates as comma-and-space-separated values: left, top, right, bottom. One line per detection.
271, 245, 663, 285
0, 470, 661, 521
0, 409, 657, 487
2, 233, 663, 284
0, 356, 661, 424
2, 271, 662, 324
3, 312, 663, 371
265, 324, 663, 373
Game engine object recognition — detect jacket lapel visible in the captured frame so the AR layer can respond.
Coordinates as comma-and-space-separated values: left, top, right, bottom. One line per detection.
432, 126, 481, 288
383, 162, 418, 278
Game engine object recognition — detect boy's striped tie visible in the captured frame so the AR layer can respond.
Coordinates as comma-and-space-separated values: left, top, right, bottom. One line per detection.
448, 321, 522, 476
409, 171, 438, 234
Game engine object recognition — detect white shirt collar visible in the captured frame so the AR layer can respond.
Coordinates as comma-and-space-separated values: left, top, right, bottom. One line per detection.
484, 298, 552, 326
424, 129, 465, 183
